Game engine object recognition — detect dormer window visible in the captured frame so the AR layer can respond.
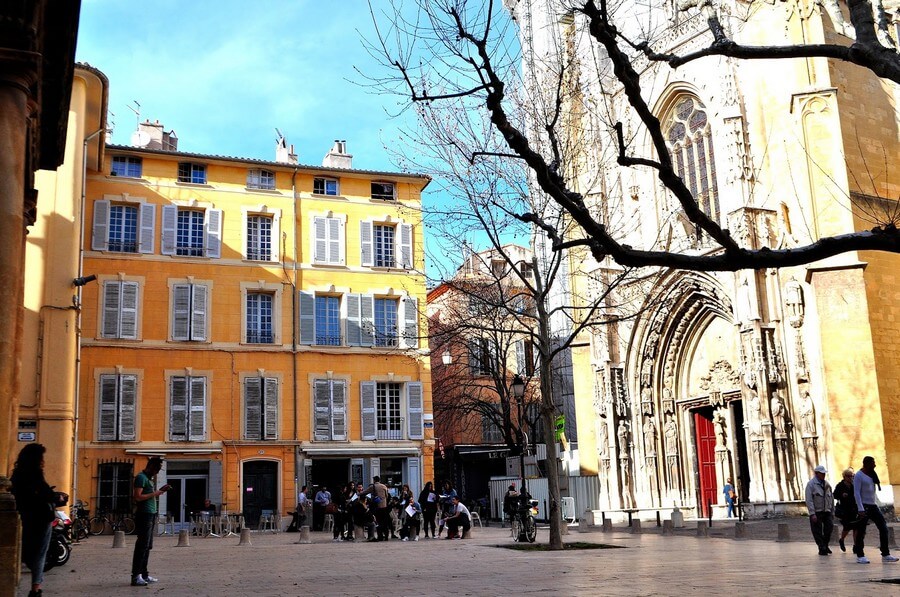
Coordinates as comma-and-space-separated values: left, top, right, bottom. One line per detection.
247, 168, 275, 190
111, 156, 142, 178
314, 177, 339, 196
371, 181, 395, 201
177, 162, 207, 185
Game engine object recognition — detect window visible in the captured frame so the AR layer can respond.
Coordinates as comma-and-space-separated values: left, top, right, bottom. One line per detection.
313, 379, 346, 441
169, 375, 206, 441
244, 377, 278, 440
101, 281, 139, 339
516, 339, 537, 377
371, 181, 395, 200
177, 162, 207, 184
92, 200, 155, 253
481, 406, 503, 443
664, 96, 720, 224
97, 462, 133, 513
247, 168, 275, 190
374, 298, 398, 347
246, 214, 274, 261
161, 205, 222, 258
246, 293, 274, 343
172, 283, 208, 341
98, 373, 137, 441
315, 296, 341, 345
491, 260, 506, 279
360, 381, 423, 441
360, 221, 412, 269
111, 156, 142, 178
312, 216, 345, 265
469, 338, 493, 376
313, 177, 339, 196
376, 382, 402, 440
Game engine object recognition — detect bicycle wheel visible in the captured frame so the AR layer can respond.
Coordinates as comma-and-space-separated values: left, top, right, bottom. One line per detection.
121, 515, 136, 535
524, 515, 536, 543
74, 519, 89, 541
511, 517, 521, 542
88, 516, 107, 535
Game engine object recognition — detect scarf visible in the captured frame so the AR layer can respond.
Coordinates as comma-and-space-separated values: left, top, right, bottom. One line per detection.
860, 468, 882, 491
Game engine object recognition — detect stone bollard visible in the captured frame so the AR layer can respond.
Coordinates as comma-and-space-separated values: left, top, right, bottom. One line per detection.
696, 521, 709, 537
631, 518, 642, 534
238, 528, 252, 546
671, 507, 685, 528
776, 523, 791, 542
354, 526, 366, 541
734, 521, 747, 539
579, 518, 589, 533
295, 525, 311, 544
462, 527, 473, 539
112, 530, 126, 548
601, 519, 613, 533
176, 529, 191, 547
559, 519, 569, 536
889, 526, 898, 549
661, 520, 673, 536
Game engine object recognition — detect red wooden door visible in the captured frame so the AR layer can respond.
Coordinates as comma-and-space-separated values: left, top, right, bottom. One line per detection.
694, 410, 717, 517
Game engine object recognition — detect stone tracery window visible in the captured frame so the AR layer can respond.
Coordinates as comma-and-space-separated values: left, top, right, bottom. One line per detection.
664, 95, 720, 225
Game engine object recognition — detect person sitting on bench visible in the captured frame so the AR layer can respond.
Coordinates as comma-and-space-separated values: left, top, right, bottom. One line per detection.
442, 496, 471, 539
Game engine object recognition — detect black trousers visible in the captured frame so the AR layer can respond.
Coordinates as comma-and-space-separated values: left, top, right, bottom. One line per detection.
131, 512, 157, 577
854, 504, 890, 557
809, 511, 833, 551
375, 507, 391, 540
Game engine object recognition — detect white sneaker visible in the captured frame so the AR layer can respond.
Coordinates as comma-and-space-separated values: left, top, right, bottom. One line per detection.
332, 537, 341, 542
857, 556, 871, 564
883, 555, 899, 562
144, 576, 158, 584
402, 537, 409, 541
413, 536, 419, 541
131, 575, 148, 586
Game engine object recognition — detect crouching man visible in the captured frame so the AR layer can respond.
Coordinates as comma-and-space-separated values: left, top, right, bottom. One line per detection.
443, 496, 471, 539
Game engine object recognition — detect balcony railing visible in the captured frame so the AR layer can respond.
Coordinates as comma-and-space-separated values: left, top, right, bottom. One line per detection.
246, 331, 274, 344
315, 334, 342, 346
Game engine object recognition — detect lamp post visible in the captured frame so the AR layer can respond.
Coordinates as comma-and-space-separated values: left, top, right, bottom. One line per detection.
441, 349, 452, 366
511, 374, 526, 491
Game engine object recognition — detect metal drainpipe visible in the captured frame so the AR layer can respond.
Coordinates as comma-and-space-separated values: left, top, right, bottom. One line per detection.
290, 167, 299, 499
72, 126, 105, 506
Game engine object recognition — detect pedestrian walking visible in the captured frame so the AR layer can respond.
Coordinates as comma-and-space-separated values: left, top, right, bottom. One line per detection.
804, 465, 834, 555
131, 456, 171, 586
418, 481, 438, 538
853, 456, 899, 564
723, 477, 736, 518
365, 476, 391, 541
313, 485, 331, 531
833, 468, 859, 553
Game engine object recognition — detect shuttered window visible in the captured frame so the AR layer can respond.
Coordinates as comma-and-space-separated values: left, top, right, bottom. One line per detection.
360, 220, 412, 269
172, 283, 209, 341
92, 200, 155, 253
98, 374, 137, 441
313, 379, 347, 441
246, 214, 274, 261
101, 281, 139, 339
161, 205, 222, 258
170, 375, 207, 441
244, 377, 279, 440
312, 216, 344, 264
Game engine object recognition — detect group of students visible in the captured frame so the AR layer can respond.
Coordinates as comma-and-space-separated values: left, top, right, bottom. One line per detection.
295, 479, 472, 541
805, 455, 899, 564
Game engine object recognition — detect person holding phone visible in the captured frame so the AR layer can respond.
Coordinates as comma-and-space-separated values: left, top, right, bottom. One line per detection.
131, 456, 170, 586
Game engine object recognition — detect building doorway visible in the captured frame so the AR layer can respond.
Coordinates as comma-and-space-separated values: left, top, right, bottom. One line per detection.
242, 460, 278, 528
166, 476, 208, 529
730, 399, 751, 502
694, 407, 717, 517
309, 458, 350, 493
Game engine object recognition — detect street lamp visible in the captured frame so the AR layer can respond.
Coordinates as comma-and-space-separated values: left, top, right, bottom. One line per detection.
442, 350, 452, 366
511, 374, 526, 491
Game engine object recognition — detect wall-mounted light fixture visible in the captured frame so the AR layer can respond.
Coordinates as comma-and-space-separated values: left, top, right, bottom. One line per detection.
442, 350, 452, 366
72, 274, 97, 287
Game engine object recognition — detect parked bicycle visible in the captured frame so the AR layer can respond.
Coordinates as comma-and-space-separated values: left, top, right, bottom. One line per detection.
71, 500, 90, 541
509, 493, 538, 543
88, 508, 136, 535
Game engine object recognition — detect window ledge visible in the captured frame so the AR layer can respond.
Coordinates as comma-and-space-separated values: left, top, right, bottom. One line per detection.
368, 266, 411, 272
311, 262, 348, 269
245, 187, 282, 194
310, 193, 347, 200
175, 181, 213, 188
107, 175, 149, 182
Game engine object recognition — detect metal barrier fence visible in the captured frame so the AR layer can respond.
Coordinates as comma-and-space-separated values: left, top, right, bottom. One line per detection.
488, 475, 600, 523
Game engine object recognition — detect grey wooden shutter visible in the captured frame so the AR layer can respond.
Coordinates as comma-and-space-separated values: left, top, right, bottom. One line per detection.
398, 223, 412, 269
139, 203, 155, 254
469, 339, 479, 375
170, 376, 188, 440
92, 200, 110, 251
407, 457, 421, 497
120, 282, 139, 339
346, 294, 361, 346
191, 284, 208, 341
244, 377, 262, 440
98, 374, 118, 440
172, 284, 190, 341
407, 382, 423, 440
189, 376, 206, 440
263, 378, 278, 440
102, 282, 121, 338
118, 374, 137, 441
328, 217, 343, 264
205, 208, 222, 258
516, 340, 525, 375
314, 379, 331, 440
313, 217, 327, 262
360, 294, 374, 347
161, 205, 177, 255
403, 296, 418, 348
359, 221, 373, 266
360, 381, 376, 440
331, 380, 346, 441
299, 291, 315, 345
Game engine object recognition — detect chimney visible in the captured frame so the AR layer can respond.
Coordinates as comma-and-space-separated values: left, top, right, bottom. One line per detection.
322, 139, 352, 169
275, 131, 298, 164
132, 119, 177, 150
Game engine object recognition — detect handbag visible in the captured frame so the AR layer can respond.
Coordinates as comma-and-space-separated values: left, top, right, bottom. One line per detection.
325, 503, 338, 514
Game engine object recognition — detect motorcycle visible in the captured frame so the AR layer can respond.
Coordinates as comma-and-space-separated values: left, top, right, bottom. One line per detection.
44, 505, 72, 571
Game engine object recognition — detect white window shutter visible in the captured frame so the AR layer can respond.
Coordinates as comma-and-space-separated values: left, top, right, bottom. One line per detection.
327, 217, 343, 264
407, 457, 421, 497
191, 284, 208, 341
102, 282, 121, 338
314, 380, 332, 441
263, 378, 278, 440
298, 291, 315, 345
170, 377, 188, 440
332, 380, 346, 441
98, 375, 118, 441
270, 213, 280, 262
119, 282, 139, 339
244, 377, 262, 440
172, 284, 190, 341
337, 219, 345, 264
119, 374, 137, 441
345, 293, 361, 346
161, 205, 177, 255
189, 376, 206, 441
407, 382, 424, 439
398, 223, 412, 269
360, 381, 376, 440
402, 296, 418, 348
360, 221, 373, 266
360, 294, 374, 347
92, 200, 110, 251
516, 340, 525, 375
139, 203, 155, 254
313, 217, 327, 262
206, 209, 222, 258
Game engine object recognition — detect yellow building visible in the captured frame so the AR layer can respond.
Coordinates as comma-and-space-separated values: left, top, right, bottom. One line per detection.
23, 65, 433, 527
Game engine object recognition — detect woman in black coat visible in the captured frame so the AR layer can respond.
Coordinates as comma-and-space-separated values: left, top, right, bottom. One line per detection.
833, 468, 860, 553
418, 481, 438, 538
11, 443, 59, 597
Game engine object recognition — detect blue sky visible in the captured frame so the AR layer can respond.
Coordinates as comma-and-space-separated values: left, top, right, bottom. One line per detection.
76, 0, 415, 172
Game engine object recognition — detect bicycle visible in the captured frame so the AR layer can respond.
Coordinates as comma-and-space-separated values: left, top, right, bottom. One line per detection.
509, 495, 538, 543
88, 509, 136, 535
71, 500, 90, 541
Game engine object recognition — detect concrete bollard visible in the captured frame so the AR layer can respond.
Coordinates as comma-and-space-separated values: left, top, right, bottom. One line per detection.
671, 508, 685, 528
559, 519, 569, 536
601, 519, 613, 533
889, 526, 898, 549
112, 530, 126, 548
578, 518, 589, 533
631, 518, 642, 534
238, 528, 252, 546
462, 527, 473, 539
354, 526, 366, 541
776, 523, 791, 542
734, 521, 747, 539
176, 529, 191, 547
295, 525, 311, 544
661, 520, 673, 536
696, 521, 709, 537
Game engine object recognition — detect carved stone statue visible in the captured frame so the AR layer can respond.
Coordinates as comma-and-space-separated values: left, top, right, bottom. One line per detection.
662, 383, 675, 414
597, 417, 609, 458
747, 386, 762, 437
664, 416, 678, 455
799, 390, 816, 438
784, 279, 805, 328
641, 386, 654, 415
713, 409, 728, 448
641, 357, 654, 387
617, 419, 631, 454
771, 394, 787, 437
643, 417, 658, 456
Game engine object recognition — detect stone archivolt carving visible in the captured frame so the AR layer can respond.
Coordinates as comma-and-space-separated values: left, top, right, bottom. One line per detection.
597, 416, 610, 458
617, 419, 632, 454
770, 393, 788, 438
644, 416, 658, 456
664, 415, 678, 456
699, 360, 741, 406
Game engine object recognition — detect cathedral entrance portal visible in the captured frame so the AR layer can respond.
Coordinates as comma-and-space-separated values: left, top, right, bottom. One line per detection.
693, 407, 717, 517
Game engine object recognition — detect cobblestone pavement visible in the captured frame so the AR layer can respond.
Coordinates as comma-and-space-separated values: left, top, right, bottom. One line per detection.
18, 518, 900, 597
